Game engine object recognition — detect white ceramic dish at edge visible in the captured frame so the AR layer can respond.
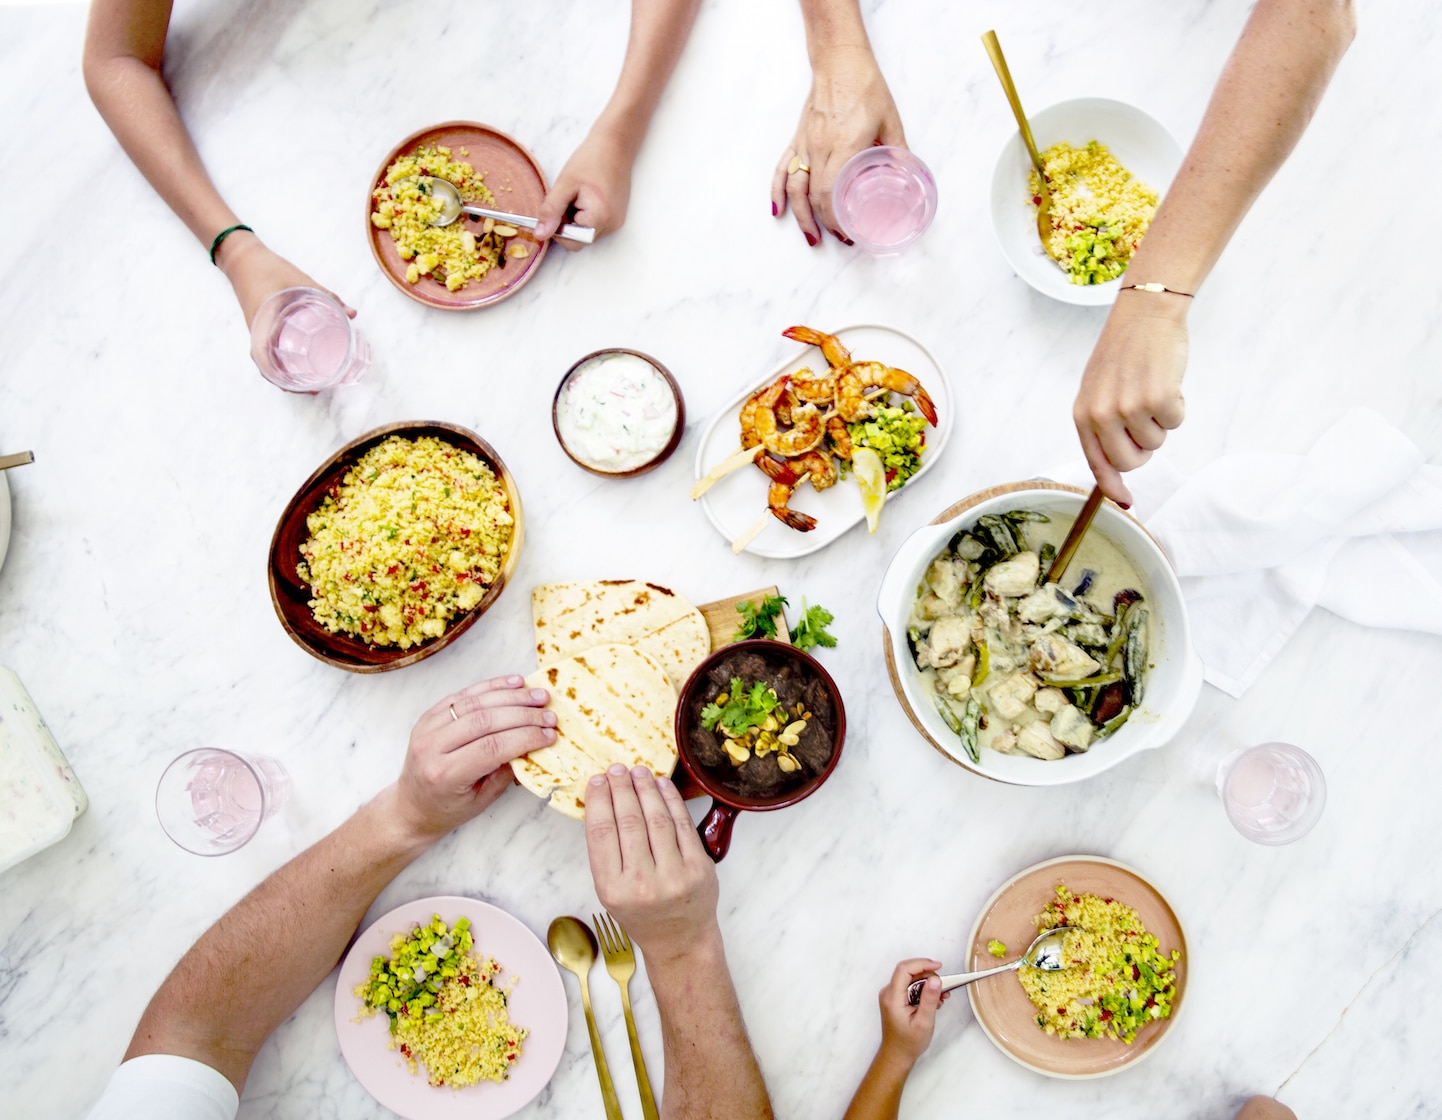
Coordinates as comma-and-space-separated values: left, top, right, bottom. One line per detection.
876, 486, 1204, 786
0, 473, 11, 573
990, 98, 1183, 307
694, 324, 952, 559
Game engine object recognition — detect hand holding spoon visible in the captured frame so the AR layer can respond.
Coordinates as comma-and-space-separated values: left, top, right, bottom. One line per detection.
421, 176, 596, 244
907, 927, 1075, 1006
548, 917, 623, 1120
981, 30, 1059, 260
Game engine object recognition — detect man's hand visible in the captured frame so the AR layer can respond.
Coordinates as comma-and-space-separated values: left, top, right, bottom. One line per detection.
394, 675, 557, 843
584, 765, 719, 965
877, 959, 945, 1069
536, 122, 635, 250
215, 231, 354, 330
1073, 293, 1190, 507
771, 45, 905, 246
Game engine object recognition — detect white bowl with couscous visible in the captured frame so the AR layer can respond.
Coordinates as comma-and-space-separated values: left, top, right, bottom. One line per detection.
990, 98, 1183, 306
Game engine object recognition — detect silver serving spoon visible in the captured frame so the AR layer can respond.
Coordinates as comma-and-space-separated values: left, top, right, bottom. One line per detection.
907, 927, 1076, 1006
419, 176, 595, 244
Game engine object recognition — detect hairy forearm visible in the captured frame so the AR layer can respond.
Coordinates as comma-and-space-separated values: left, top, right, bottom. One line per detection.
1127, 0, 1354, 292
595, 0, 701, 152
842, 1049, 911, 1120
646, 930, 772, 1120
123, 787, 436, 1091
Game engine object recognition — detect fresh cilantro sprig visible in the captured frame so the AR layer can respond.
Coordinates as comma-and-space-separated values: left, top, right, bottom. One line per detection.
789, 600, 837, 651
700, 678, 781, 739
734, 594, 788, 641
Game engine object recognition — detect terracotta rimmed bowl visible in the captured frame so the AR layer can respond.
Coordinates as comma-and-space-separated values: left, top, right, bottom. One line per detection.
367, 121, 551, 311
551, 349, 685, 478
966, 855, 1188, 1078
876, 481, 1203, 786
674, 640, 845, 861
268, 421, 524, 673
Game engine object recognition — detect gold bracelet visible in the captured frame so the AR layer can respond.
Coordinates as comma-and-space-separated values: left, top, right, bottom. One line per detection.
1121, 282, 1194, 298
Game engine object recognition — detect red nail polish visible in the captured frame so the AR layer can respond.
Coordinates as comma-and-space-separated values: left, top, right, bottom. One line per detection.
805, 232, 817, 247
772, 202, 778, 217
1120, 501, 1132, 510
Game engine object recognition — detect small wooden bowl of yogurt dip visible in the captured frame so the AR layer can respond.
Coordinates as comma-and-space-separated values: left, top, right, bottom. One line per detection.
552, 349, 684, 477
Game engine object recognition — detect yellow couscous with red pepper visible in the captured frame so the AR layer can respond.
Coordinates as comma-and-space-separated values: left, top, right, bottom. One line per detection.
1029, 140, 1159, 285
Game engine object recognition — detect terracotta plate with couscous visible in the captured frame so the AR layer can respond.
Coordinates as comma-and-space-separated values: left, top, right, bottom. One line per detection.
368, 122, 551, 310
335, 896, 567, 1120
268, 420, 524, 672
965, 855, 1188, 1078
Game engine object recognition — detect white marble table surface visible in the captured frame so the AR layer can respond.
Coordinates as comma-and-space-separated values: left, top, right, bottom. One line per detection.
2, 1, 1440, 1117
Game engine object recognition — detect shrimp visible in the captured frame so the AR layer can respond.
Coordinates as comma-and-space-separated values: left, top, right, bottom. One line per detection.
783, 325, 852, 371
825, 415, 853, 460
739, 375, 789, 449
755, 456, 817, 532
792, 449, 838, 491
850, 361, 939, 426
755, 377, 825, 456
836, 365, 869, 422
790, 368, 838, 404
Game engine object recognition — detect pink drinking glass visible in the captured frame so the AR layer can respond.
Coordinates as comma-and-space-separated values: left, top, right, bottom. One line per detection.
834, 146, 938, 254
250, 287, 370, 392
1216, 742, 1326, 845
156, 748, 290, 855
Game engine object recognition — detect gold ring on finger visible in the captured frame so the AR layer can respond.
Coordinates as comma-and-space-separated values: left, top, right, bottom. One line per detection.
788, 156, 811, 176
449, 703, 458, 722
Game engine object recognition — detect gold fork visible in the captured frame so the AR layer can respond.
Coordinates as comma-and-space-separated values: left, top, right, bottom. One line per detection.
593, 912, 659, 1120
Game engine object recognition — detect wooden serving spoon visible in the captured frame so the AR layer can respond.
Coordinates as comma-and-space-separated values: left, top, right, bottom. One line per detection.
1046, 485, 1105, 585
982, 30, 1060, 260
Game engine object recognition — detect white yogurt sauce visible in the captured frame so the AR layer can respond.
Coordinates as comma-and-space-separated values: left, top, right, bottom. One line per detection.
556, 352, 677, 472
0, 668, 86, 870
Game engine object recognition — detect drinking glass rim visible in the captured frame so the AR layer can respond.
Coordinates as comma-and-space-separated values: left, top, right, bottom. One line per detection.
253, 286, 357, 389
155, 747, 268, 856
835, 146, 938, 252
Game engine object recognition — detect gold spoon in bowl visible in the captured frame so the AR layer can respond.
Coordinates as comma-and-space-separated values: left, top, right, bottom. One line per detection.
548, 917, 623, 1120
981, 30, 1060, 261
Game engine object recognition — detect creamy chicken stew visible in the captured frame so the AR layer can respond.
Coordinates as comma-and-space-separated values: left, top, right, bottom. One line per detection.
907, 509, 1151, 763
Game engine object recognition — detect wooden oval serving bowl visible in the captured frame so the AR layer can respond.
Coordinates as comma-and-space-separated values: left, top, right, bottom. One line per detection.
268, 421, 525, 673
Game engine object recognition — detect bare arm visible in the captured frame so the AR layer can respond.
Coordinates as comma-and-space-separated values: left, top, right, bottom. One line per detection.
1074, 0, 1356, 505
841, 961, 943, 1120
123, 676, 557, 1092
771, 0, 905, 245
536, 0, 702, 247
586, 767, 773, 1120
82, 0, 348, 328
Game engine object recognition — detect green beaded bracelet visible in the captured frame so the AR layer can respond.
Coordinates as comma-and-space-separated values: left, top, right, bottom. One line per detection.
209, 223, 254, 265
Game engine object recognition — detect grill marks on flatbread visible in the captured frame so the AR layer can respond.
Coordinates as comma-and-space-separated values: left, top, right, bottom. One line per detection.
532, 580, 709, 689
514, 644, 677, 819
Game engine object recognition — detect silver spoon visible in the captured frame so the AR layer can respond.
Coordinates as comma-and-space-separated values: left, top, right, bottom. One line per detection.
907, 927, 1076, 1006
419, 176, 595, 245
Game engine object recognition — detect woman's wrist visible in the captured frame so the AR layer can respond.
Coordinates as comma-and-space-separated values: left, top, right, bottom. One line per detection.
213, 228, 263, 277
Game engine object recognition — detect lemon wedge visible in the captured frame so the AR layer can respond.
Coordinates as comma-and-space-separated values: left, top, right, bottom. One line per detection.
853, 447, 886, 533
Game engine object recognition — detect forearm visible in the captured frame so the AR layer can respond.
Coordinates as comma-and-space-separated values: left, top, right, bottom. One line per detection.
841, 1049, 912, 1120
798, 0, 873, 59
1127, 0, 1354, 292
124, 786, 438, 1090
594, 0, 701, 153
83, 0, 239, 249
646, 929, 772, 1120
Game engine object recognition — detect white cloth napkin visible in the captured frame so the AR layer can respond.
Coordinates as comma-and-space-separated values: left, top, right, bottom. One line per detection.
1053, 408, 1442, 697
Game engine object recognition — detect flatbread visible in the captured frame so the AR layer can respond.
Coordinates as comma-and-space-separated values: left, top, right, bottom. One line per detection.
514, 643, 678, 819
532, 580, 710, 689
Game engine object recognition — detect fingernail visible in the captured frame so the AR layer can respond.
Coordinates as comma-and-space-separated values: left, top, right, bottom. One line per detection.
830, 229, 853, 246
590, 774, 606, 787
771, 201, 778, 217
632, 765, 651, 780
656, 775, 674, 790
508, 675, 524, 686
608, 763, 627, 776
1120, 501, 1132, 510
541, 711, 558, 726
804, 232, 817, 247
926, 976, 940, 990
530, 688, 548, 702
543, 727, 557, 742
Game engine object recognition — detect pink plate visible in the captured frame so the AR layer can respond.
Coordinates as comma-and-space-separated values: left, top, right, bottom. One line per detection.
367, 122, 551, 310
966, 856, 1188, 1079
335, 896, 567, 1119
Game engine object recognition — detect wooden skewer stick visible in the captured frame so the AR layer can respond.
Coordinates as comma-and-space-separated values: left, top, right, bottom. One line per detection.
731, 473, 811, 554
690, 444, 763, 500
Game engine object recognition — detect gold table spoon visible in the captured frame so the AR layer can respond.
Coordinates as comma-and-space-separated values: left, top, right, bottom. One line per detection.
982, 30, 1060, 260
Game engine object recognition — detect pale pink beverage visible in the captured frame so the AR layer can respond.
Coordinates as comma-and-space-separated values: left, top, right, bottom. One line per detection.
1217, 742, 1326, 845
834, 146, 938, 253
250, 287, 369, 392
156, 748, 290, 855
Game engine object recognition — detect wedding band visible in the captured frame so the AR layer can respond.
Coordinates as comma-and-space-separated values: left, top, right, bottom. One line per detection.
788, 156, 811, 176
449, 703, 458, 721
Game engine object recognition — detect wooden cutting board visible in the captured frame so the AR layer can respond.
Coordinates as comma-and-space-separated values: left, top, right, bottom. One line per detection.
672, 587, 790, 799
